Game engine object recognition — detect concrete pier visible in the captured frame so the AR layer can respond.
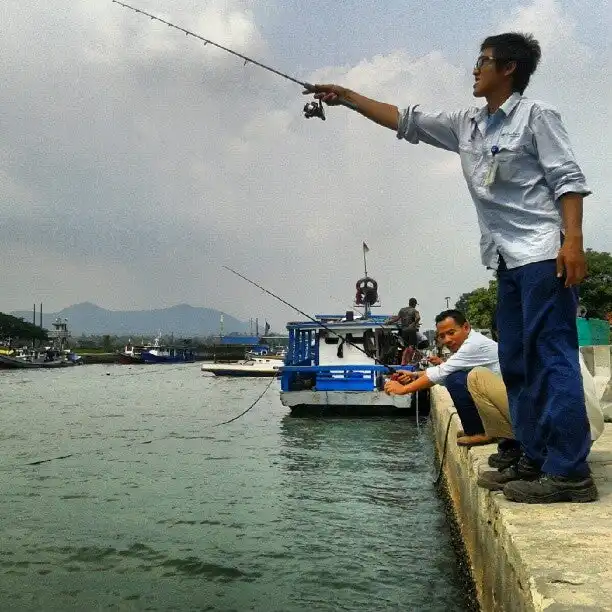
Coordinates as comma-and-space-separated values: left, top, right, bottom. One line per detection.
431, 346, 612, 612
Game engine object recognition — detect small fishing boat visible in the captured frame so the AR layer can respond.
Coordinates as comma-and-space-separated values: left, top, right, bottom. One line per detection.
0, 318, 81, 369
0, 349, 44, 369
201, 356, 283, 377
119, 335, 195, 364
0, 347, 75, 369
279, 275, 429, 417
118, 342, 147, 364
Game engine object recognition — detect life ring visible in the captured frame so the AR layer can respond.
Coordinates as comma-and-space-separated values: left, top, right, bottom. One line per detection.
355, 277, 378, 305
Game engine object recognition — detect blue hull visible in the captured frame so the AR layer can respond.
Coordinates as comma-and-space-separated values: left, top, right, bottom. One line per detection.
140, 352, 195, 364
210, 370, 277, 377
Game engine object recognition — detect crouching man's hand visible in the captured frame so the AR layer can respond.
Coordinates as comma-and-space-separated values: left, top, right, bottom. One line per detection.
395, 370, 418, 384
384, 380, 410, 395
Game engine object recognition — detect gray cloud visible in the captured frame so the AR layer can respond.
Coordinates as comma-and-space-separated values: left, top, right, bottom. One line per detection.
1, 0, 609, 332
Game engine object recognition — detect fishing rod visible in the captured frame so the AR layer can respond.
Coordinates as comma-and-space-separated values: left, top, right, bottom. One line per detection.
223, 266, 398, 374
111, 0, 356, 119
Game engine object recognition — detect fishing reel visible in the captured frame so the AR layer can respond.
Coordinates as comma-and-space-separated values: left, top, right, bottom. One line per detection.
303, 99, 326, 120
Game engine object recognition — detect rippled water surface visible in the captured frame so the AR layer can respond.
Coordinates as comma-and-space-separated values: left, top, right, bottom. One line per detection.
1, 364, 469, 611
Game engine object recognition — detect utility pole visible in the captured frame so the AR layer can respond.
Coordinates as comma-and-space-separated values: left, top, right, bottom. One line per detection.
445, 296, 451, 309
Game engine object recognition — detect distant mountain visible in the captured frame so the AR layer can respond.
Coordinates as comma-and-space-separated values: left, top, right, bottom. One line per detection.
9, 302, 250, 336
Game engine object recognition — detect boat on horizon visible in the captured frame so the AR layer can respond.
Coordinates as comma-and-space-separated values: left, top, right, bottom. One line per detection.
0, 318, 82, 369
119, 335, 195, 364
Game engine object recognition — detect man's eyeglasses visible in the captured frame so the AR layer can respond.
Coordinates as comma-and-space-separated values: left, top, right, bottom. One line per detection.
474, 55, 497, 70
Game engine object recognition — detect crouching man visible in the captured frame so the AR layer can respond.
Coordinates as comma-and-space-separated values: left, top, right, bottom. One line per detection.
385, 309, 499, 446
470, 358, 604, 502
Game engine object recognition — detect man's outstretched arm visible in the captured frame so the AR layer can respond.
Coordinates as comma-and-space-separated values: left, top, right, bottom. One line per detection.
304, 84, 463, 153
304, 84, 399, 130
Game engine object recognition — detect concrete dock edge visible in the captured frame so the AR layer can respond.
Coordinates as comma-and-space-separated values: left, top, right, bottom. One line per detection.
430, 381, 612, 612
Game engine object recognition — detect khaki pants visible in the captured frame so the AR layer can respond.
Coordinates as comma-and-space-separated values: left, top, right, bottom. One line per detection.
466, 367, 514, 439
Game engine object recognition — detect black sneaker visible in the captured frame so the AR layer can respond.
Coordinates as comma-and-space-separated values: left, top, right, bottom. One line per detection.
477, 455, 540, 491
503, 474, 598, 504
488, 446, 521, 469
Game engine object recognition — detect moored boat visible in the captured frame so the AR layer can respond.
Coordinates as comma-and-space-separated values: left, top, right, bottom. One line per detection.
0, 316, 81, 369
0, 349, 44, 369
118, 342, 147, 364
119, 335, 195, 364
279, 276, 429, 417
0, 347, 75, 369
201, 356, 283, 377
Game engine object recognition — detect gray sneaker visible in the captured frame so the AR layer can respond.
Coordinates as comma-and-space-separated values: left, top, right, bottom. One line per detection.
477, 456, 540, 491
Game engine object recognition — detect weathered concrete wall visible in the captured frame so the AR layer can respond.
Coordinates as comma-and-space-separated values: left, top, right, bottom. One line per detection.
431, 383, 612, 612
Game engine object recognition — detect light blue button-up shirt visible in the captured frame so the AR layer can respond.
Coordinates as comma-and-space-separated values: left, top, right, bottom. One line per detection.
396, 93, 591, 269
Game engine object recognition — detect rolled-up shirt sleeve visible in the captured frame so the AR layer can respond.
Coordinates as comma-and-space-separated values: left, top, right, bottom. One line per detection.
397, 105, 462, 153
425, 333, 499, 386
426, 359, 465, 386
531, 107, 591, 201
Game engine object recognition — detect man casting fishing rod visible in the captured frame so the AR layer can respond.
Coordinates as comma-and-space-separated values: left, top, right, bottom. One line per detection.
304, 33, 595, 505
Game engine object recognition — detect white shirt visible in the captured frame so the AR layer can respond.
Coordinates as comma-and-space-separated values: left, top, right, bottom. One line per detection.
396, 93, 590, 270
426, 329, 500, 385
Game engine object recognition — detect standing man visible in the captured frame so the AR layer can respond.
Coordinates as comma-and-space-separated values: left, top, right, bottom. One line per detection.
385, 297, 420, 357
306, 32, 596, 502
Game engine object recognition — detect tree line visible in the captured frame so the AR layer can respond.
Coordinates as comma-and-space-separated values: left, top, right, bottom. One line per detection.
0, 313, 48, 343
455, 248, 612, 329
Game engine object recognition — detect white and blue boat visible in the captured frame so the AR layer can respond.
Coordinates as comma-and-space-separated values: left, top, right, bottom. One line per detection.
279, 277, 425, 417
140, 338, 195, 364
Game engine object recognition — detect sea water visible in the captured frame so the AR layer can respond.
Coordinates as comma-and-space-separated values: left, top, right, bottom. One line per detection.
0, 364, 470, 611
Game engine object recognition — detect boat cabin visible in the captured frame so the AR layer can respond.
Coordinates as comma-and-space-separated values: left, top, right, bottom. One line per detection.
281, 314, 411, 393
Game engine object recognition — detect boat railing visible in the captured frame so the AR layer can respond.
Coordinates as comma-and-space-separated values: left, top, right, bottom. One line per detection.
280, 364, 415, 392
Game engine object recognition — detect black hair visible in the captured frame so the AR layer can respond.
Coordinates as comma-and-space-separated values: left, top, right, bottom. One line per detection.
408, 298, 417, 307
481, 32, 541, 94
435, 309, 467, 326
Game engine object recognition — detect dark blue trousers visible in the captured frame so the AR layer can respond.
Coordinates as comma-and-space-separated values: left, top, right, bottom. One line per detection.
496, 258, 590, 477
445, 370, 485, 435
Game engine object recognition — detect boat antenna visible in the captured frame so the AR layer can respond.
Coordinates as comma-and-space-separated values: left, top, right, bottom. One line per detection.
111, 1, 356, 119
223, 266, 396, 373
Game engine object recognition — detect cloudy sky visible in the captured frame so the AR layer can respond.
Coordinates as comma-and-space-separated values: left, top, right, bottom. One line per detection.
2, 0, 610, 331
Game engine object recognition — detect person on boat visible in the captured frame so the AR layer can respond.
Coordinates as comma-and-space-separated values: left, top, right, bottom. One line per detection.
305, 33, 595, 503
384, 309, 498, 447
385, 298, 420, 362
470, 359, 604, 490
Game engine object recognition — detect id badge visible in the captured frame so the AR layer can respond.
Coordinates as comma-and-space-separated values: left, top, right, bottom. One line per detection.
483, 157, 499, 187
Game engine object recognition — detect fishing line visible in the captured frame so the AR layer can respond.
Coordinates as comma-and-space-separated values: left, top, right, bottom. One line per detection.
24, 375, 276, 465
433, 410, 458, 486
211, 374, 278, 426
223, 266, 397, 374
111, 0, 356, 119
